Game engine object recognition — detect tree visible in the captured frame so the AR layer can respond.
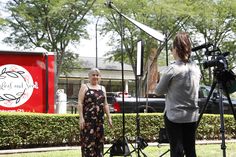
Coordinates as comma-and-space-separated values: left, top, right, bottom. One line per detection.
61, 51, 80, 76
95, 0, 192, 95
0, 17, 5, 26
188, 0, 236, 85
0, 4, 7, 28
2, 0, 96, 79
95, 0, 236, 91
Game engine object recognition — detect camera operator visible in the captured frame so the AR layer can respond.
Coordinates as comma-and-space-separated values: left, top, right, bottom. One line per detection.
155, 32, 201, 157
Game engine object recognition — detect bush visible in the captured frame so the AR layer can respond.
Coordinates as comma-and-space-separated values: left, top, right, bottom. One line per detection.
0, 112, 235, 149
0, 112, 80, 149
105, 113, 236, 143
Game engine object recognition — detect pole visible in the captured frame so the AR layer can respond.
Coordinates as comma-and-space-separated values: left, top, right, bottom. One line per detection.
145, 60, 150, 112
136, 75, 140, 156
119, 13, 126, 155
218, 84, 226, 157
95, 18, 99, 68
165, 33, 168, 66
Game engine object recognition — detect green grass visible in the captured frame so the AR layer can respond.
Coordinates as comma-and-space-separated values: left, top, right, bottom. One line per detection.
0, 143, 235, 157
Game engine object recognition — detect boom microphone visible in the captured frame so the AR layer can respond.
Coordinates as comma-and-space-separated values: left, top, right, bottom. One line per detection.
192, 42, 213, 52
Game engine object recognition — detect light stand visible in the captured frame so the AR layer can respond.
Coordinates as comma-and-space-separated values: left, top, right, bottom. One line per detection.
127, 40, 148, 157
136, 41, 148, 156
103, 1, 130, 156
104, 1, 165, 156
120, 8, 128, 156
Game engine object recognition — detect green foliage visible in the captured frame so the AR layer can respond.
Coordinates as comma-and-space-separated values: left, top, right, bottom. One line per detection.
2, 0, 235, 88
2, 0, 96, 77
1, 0, 236, 86
106, 113, 236, 143
95, 0, 236, 87
0, 112, 235, 149
61, 52, 80, 75
187, 0, 236, 85
0, 18, 6, 27
196, 114, 236, 140
95, 0, 194, 66
0, 112, 80, 149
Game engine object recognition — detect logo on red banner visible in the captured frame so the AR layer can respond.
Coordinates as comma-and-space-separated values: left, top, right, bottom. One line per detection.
0, 64, 38, 108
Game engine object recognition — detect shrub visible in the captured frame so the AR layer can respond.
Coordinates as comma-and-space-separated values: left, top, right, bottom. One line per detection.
0, 112, 235, 149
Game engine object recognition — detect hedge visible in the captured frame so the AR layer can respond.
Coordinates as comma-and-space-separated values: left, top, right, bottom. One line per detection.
0, 112, 235, 149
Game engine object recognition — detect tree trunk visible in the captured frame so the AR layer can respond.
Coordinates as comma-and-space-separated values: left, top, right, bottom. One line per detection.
147, 48, 159, 94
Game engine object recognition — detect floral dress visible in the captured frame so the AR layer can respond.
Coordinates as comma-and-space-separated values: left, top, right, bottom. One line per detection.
80, 84, 105, 157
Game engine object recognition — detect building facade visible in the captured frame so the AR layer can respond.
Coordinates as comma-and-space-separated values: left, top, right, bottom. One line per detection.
58, 57, 136, 101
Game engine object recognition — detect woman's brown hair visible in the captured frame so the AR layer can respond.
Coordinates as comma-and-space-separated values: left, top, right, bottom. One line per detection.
173, 32, 191, 63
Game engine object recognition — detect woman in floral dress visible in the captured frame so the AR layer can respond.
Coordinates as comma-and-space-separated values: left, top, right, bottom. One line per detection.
78, 68, 113, 157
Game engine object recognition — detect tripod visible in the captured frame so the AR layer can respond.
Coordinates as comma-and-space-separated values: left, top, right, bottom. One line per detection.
197, 68, 236, 157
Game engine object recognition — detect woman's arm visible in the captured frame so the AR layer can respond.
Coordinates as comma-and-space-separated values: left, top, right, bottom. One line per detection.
77, 84, 87, 130
155, 66, 174, 95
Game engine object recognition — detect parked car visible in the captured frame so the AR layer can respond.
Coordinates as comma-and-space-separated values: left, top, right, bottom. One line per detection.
106, 92, 132, 113
198, 85, 236, 114
107, 86, 236, 114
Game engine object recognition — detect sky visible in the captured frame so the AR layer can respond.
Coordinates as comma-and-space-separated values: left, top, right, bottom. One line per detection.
74, 23, 113, 58
0, 23, 112, 58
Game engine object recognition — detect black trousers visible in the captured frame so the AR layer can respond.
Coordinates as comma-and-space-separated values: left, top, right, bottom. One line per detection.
164, 114, 197, 157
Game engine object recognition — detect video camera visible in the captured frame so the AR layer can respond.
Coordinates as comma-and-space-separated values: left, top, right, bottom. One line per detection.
202, 52, 229, 70
192, 42, 229, 70
192, 42, 236, 94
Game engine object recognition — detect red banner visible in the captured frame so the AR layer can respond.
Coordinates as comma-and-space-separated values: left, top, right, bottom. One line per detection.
0, 51, 55, 113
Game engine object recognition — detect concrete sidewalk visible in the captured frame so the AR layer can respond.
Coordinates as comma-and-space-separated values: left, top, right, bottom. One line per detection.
0, 139, 235, 155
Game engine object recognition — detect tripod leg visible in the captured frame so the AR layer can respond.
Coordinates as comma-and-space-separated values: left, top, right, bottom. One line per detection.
159, 149, 170, 157
197, 82, 217, 127
140, 149, 147, 157
222, 84, 236, 120
103, 146, 111, 156
218, 85, 227, 157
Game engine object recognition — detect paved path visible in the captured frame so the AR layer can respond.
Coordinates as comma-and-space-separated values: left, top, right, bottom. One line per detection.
0, 139, 235, 155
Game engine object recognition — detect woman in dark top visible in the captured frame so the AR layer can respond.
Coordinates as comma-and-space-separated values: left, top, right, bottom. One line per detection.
78, 68, 112, 157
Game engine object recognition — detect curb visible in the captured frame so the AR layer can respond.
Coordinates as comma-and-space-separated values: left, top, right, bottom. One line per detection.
0, 140, 235, 155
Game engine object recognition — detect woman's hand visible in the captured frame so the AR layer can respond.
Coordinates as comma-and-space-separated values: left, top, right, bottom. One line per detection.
79, 117, 85, 130
108, 117, 113, 128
